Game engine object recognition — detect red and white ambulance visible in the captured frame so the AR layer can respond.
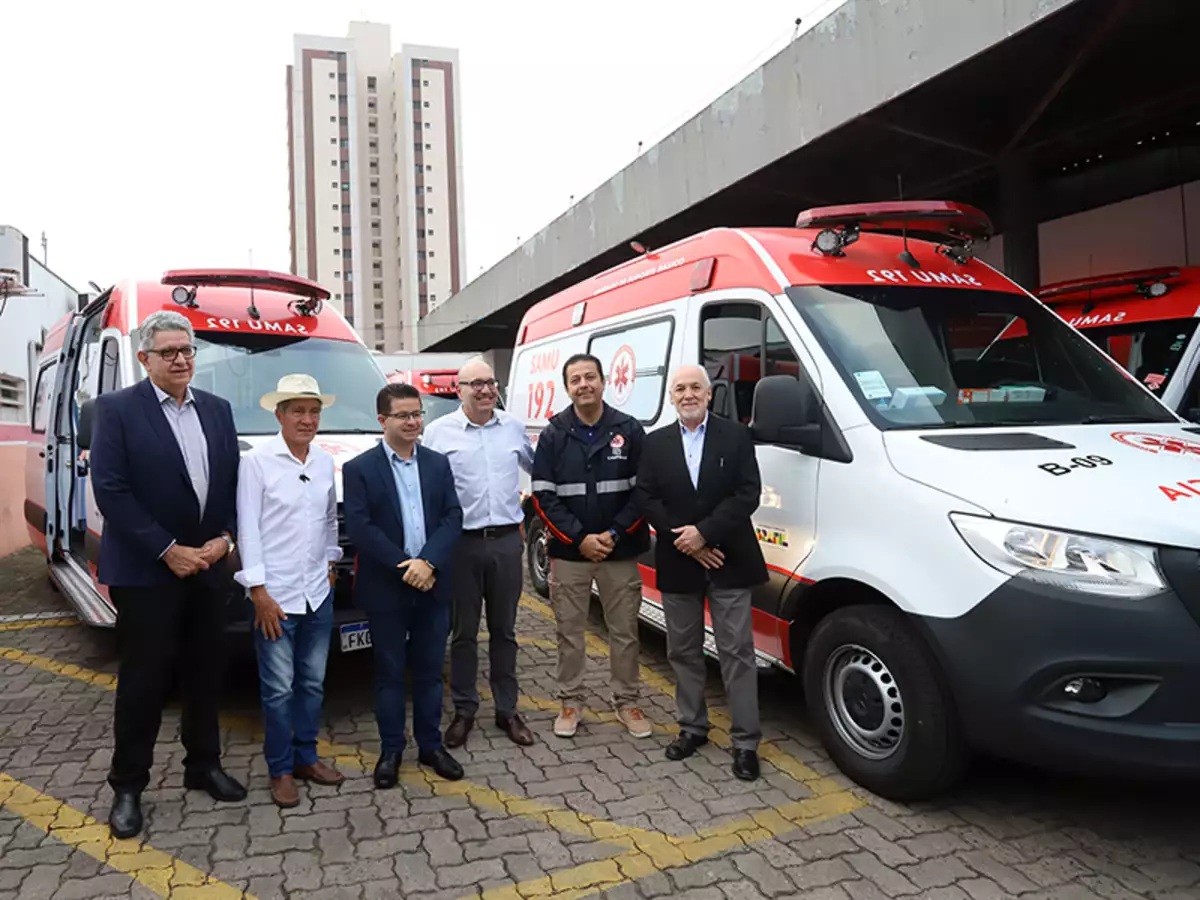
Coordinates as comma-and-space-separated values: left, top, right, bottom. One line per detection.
509, 201, 1200, 798
385, 367, 462, 425
1037, 267, 1200, 421
24, 269, 385, 648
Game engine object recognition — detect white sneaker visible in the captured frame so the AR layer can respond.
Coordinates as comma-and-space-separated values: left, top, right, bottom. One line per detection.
554, 706, 582, 738
615, 705, 653, 739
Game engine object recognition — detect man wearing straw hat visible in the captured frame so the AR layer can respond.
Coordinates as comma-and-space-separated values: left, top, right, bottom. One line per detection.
235, 373, 345, 808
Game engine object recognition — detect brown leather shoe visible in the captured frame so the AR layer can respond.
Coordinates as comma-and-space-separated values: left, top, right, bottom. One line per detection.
445, 713, 475, 749
496, 713, 534, 746
294, 761, 345, 786
270, 774, 300, 808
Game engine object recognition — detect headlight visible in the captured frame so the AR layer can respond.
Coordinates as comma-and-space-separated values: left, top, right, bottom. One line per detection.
950, 513, 1166, 599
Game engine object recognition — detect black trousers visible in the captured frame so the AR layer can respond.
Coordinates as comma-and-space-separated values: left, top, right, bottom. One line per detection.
108, 580, 227, 793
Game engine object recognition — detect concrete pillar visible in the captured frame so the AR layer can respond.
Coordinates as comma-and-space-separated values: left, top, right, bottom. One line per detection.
1000, 156, 1041, 291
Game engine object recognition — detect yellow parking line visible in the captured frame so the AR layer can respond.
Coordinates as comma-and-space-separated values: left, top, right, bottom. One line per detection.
0, 773, 251, 899
0, 617, 79, 632
0, 647, 117, 689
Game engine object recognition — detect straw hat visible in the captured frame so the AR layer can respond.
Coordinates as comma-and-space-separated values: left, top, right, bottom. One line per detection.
258, 373, 336, 411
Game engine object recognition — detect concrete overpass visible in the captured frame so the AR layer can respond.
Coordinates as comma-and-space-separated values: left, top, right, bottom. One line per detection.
420, 0, 1200, 353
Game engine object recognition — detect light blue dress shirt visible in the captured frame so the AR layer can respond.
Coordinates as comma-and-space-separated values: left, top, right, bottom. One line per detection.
151, 383, 209, 517
421, 408, 534, 530
680, 414, 708, 489
386, 444, 426, 559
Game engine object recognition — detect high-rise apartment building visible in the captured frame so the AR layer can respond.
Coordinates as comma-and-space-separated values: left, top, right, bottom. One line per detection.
287, 22, 465, 351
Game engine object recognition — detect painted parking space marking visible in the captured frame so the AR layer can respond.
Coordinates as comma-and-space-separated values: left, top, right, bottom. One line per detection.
0, 774, 251, 899
1, 602, 866, 900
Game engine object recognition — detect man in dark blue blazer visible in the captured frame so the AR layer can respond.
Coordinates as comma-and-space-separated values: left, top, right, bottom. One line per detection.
343, 382, 464, 786
89, 310, 247, 840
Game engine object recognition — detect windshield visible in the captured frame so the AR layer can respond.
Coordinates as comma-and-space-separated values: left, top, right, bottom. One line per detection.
787, 284, 1175, 429
1067, 317, 1199, 397
422, 392, 460, 424
191, 333, 386, 435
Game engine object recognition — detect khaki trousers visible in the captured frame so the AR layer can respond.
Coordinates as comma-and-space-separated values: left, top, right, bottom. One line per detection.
549, 557, 642, 706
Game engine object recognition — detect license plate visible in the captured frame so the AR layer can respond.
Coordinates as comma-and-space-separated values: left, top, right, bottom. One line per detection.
339, 622, 372, 652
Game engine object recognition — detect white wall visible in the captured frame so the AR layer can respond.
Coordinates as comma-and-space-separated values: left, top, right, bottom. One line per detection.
0, 226, 79, 426
978, 181, 1200, 284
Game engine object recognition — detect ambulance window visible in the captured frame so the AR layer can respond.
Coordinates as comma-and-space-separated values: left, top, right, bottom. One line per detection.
31, 362, 57, 435
99, 337, 121, 394
701, 303, 800, 423
587, 317, 674, 424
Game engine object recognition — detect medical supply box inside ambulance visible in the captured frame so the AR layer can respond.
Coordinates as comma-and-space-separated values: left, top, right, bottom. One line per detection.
25, 269, 386, 652
507, 200, 1200, 800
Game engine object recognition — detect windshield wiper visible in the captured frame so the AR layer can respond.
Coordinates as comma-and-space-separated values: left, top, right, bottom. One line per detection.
1080, 414, 1160, 425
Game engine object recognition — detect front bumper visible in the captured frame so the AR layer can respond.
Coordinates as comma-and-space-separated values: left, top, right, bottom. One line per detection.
920, 547, 1200, 776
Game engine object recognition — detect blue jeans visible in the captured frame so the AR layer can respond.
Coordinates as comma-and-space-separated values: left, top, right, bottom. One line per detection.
368, 591, 450, 756
253, 592, 333, 778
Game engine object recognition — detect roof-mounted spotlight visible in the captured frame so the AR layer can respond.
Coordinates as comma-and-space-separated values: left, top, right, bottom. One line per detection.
938, 240, 977, 266
287, 295, 323, 318
1137, 280, 1170, 299
812, 225, 859, 257
171, 285, 198, 308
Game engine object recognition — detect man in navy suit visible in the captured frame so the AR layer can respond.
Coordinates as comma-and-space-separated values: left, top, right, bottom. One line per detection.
343, 382, 464, 786
89, 310, 247, 839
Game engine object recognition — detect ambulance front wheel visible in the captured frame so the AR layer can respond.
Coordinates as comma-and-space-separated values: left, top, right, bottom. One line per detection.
803, 604, 965, 801
525, 518, 551, 599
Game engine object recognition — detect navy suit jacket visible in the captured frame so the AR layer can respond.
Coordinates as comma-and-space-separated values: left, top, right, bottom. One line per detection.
90, 378, 240, 588
343, 441, 463, 610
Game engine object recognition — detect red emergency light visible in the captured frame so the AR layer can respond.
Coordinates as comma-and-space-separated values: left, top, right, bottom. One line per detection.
1038, 267, 1180, 302
162, 268, 330, 318
797, 201, 993, 241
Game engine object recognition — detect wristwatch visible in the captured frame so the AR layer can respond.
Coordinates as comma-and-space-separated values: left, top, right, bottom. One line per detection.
223, 534, 236, 557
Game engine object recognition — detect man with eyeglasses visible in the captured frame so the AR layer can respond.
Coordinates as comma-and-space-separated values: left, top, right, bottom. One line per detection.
343, 383, 465, 785
89, 310, 245, 839
422, 358, 536, 747
234, 374, 345, 808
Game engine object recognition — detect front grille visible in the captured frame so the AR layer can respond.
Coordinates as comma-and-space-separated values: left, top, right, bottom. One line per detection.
333, 504, 357, 609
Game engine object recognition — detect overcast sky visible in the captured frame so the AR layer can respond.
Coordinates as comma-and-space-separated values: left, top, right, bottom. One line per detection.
2, 0, 844, 294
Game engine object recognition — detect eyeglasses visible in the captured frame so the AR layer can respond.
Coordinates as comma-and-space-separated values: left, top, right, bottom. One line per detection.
383, 410, 424, 421
146, 346, 196, 362
464, 378, 498, 391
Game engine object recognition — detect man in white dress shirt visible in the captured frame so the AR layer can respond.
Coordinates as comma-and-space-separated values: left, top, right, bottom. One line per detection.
235, 374, 345, 808
422, 358, 536, 747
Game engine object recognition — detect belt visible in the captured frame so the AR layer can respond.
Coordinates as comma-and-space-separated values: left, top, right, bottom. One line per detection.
462, 523, 520, 539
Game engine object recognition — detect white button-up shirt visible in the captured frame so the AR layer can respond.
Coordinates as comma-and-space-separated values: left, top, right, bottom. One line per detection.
234, 435, 342, 614
422, 407, 534, 530
680, 414, 708, 489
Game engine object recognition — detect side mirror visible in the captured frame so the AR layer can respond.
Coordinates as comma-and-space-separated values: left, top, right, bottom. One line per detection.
77, 399, 95, 451
750, 375, 820, 452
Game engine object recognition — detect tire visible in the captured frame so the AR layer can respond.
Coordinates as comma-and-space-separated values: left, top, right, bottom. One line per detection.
802, 604, 965, 801
525, 517, 551, 598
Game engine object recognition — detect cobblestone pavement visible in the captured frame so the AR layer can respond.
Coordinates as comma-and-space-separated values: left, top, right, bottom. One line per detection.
3, 546, 1200, 899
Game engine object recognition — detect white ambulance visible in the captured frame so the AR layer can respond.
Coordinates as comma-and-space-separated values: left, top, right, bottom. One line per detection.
509, 201, 1200, 799
25, 269, 386, 650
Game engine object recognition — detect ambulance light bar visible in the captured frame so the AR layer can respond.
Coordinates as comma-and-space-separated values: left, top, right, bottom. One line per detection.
162, 268, 331, 317
798, 201, 993, 263
1038, 268, 1181, 303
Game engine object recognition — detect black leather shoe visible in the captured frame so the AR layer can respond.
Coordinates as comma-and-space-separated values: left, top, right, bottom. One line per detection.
418, 748, 464, 781
374, 752, 401, 789
108, 790, 142, 839
496, 713, 535, 746
732, 749, 760, 782
183, 766, 247, 802
444, 714, 474, 749
665, 732, 709, 761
